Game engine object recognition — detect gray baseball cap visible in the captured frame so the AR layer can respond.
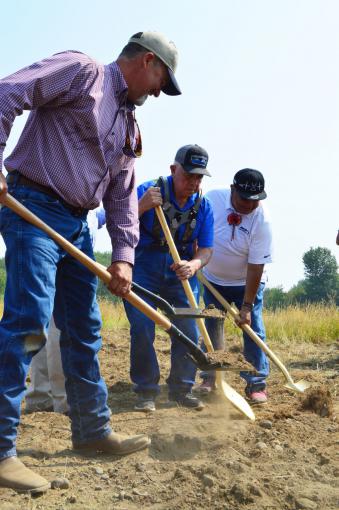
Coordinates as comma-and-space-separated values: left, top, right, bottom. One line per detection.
128, 31, 181, 96
175, 144, 211, 176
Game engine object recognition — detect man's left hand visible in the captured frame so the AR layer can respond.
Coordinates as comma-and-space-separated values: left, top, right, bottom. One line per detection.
170, 259, 200, 280
235, 306, 252, 327
106, 261, 133, 297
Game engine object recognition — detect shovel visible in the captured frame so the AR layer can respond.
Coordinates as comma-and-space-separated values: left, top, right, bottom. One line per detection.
155, 206, 255, 421
0, 191, 241, 373
132, 281, 225, 320
198, 272, 311, 393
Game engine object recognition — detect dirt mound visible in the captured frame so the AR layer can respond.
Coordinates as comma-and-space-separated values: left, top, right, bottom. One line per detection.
300, 386, 334, 417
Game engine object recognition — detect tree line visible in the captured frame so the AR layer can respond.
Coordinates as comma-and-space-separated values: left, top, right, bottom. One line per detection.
0, 247, 337, 308
264, 247, 339, 309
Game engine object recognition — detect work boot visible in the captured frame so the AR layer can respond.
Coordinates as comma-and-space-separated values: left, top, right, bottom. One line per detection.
0, 457, 50, 493
169, 391, 205, 410
134, 393, 156, 413
73, 432, 151, 456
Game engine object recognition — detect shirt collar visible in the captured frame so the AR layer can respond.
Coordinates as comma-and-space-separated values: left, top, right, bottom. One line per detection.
107, 61, 133, 108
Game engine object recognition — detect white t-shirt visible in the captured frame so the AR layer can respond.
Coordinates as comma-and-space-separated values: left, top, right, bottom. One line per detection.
202, 189, 273, 286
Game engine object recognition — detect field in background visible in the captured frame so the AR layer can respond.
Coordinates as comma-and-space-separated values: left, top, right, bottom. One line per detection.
99, 300, 339, 344
0, 298, 336, 343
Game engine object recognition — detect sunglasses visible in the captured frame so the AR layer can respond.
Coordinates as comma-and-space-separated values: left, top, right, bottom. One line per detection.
123, 110, 142, 158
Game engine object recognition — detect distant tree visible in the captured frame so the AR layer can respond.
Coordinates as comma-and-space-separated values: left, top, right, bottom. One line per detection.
302, 247, 338, 303
264, 286, 286, 309
286, 280, 307, 305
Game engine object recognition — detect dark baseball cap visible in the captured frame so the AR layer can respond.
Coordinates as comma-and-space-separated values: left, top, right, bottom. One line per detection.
175, 144, 211, 176
128, 31, 181, 96
233, 168, 267, 200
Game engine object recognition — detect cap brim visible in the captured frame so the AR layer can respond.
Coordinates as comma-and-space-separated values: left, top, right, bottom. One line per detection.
183, 166, 211, 177
162, 68, 182, 96
237, 190, 267, 200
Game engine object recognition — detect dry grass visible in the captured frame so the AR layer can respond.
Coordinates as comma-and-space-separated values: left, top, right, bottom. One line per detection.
0, 299, 336, 344
99, 300, 339, 344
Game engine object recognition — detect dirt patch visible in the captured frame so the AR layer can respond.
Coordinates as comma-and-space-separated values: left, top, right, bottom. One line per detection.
0, 332, 338, 510
201, 304, 226, 318
300, 386, 334, 417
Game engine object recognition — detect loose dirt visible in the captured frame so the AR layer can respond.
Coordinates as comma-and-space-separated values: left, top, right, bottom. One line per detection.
205, 350, 257, 372
0, 332, 338, 510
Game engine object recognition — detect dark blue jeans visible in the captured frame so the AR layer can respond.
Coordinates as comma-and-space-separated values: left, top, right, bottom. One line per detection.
0, 180, 111, 460
124, 248, 200, 397
202, 281, 269, 391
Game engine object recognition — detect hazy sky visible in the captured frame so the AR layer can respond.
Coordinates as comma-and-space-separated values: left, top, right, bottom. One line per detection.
1, 0, 338, 290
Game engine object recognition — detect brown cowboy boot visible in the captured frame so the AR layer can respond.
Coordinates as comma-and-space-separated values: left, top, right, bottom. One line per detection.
0, 457, 50, 493
73, 431, 151, 455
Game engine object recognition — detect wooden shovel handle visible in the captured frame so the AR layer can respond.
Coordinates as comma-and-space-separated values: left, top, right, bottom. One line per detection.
198, 271, 296, 384
1, 193, 172, 331
155, 206, 214, 352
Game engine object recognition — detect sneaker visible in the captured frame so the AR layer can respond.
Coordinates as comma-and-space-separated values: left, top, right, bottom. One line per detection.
196, 380, 216, 395
134, 394, 156, 413
246, 389, 267, 405
169, 391, 205, 410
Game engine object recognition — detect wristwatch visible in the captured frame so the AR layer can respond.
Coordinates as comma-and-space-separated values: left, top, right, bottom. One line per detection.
242, 302, 254, 311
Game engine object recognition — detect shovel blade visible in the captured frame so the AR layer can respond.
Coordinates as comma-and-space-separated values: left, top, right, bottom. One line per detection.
284, 379, 311, 393
172, 308, 225, 319
218, 376, 256, 421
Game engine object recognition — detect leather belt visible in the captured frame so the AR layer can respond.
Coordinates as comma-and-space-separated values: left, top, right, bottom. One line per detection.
6, 173, 88, 217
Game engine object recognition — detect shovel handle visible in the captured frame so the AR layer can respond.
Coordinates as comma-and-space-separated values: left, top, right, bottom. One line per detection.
155, 206, 214, 352
1, 193, 172, 332
198, 271, 296, 385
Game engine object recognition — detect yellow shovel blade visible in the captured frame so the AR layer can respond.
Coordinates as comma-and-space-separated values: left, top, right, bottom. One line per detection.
217, 373, 256, 421
284, 379, 312, 393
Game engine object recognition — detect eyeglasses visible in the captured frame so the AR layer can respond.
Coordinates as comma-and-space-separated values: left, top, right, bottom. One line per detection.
123, 110, 142, 158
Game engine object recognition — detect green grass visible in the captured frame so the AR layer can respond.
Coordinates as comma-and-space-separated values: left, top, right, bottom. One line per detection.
99, 300, 339, 344
0, 299, 337, 344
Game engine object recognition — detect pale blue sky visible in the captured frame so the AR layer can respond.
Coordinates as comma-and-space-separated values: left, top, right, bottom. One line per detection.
1, 0, 338, 289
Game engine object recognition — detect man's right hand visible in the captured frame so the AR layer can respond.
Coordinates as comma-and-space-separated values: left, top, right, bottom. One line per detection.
138, 187, 163, 216
0, 173, 8, 198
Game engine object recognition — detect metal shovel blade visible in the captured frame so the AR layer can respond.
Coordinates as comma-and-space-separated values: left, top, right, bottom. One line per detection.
219, 376, 255, 421
284, 379, 312, 393
172, 307, 225, 319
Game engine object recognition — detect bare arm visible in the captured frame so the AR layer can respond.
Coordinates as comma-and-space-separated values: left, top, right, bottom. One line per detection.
236, 263, 264, 327
171, 247, 213, 281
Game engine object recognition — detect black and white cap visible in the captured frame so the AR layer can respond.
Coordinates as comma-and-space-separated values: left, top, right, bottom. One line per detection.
233, 168, 267, 200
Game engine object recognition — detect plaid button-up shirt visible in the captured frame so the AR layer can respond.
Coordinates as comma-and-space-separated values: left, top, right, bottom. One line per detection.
0, 50, 140, 264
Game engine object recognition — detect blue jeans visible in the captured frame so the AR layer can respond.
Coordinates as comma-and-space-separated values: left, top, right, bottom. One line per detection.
202, 281, 269, 391
0, 179, 111, 460
123, 247, 200, 397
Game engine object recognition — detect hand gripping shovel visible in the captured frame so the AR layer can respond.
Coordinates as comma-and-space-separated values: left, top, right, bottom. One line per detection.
0, 192, 235, 373
198, 272, 311, 393
155, 206, 255, 421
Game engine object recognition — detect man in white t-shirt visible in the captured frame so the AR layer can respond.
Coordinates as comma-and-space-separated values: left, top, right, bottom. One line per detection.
199, 168, 272, 404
